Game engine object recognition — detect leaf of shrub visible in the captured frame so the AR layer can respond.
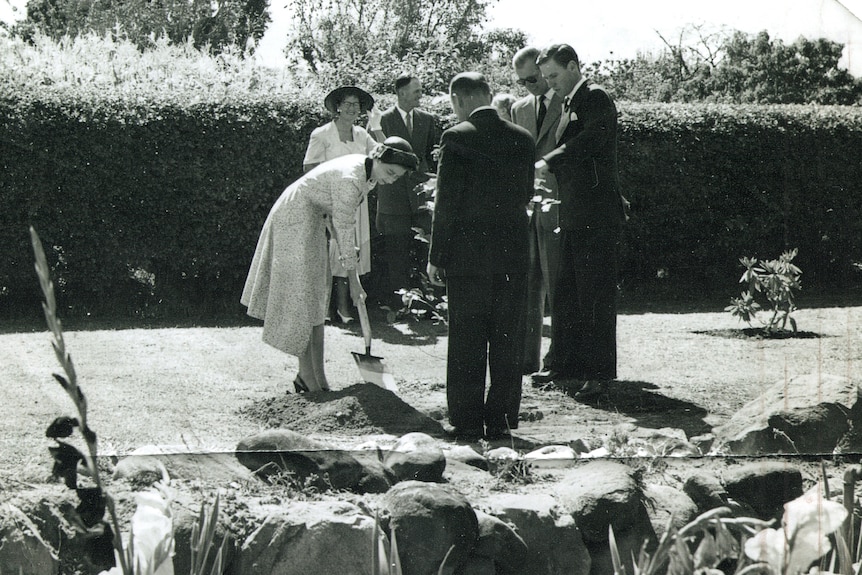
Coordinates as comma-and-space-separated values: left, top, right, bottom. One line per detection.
83, 521, 116, 571
76, 487, 106, 528
49, 441, 84, 489
46, 416, 79, 438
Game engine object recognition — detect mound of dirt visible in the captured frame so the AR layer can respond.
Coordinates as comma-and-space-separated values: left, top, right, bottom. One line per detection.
238, 383, 445, 437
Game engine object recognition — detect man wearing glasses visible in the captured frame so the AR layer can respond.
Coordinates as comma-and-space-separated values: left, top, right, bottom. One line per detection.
510, 47, 563, 383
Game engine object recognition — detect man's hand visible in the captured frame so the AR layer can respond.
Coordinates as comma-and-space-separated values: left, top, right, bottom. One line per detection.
534, 159, 550, 180
427, 263, 446, 287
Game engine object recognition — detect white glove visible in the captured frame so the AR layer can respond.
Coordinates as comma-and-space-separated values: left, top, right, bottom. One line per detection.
367, 106, 382, 131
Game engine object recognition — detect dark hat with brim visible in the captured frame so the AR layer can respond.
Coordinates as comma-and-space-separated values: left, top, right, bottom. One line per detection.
324, 86, 375, 114
372, 136, 419, 171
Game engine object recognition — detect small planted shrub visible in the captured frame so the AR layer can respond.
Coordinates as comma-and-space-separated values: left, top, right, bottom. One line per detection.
725, 249, 802, 335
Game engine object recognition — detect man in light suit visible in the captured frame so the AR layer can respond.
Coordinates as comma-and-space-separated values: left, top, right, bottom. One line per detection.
374, 73, 439, 310
534, 44, 627, 398
510, 46, 563, 379
428, 72, 535, 440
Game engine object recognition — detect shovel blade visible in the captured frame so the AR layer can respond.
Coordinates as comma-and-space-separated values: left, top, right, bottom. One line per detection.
352, 352, 398, 393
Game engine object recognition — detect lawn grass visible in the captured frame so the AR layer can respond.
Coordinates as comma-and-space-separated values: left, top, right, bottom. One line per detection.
1, 302, 861, 487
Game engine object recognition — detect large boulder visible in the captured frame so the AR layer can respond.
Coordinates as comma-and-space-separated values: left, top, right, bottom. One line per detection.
237, 500, 374, 574
384, 432, 446, 482
554, 460, 656, 575
470, 510, 528, 574
478, 493, 590, 575
379, 481, 479, 575
712, 373, 860, 455
236, 431, 395, 493
643, 484, 699, 540
0, 509, 59, 575
722, 462, 804, 521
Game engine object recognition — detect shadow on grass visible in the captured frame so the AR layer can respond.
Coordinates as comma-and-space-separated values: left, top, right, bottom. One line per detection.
553, 379, 712, 439
328, 306, 449, 346
692, 328, 824, 339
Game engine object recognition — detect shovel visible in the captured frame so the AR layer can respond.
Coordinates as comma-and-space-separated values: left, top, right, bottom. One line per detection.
351, 288, 398, 393
327, 217, 397, 393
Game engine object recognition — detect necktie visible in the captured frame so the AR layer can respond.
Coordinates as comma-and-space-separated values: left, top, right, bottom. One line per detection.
536, 95, 547, 133
405, 111, 413, 138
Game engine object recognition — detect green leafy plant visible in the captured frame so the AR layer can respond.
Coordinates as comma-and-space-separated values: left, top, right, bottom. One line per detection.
32, 225, 129, 573
609, 471, 857, 575
725, 249, 802, 334
32, 226, 227, 575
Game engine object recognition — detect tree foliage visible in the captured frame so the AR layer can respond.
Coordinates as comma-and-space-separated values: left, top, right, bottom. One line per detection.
585, 26, 862, 105
284, 0, 511, 93
14, 0, 271, 54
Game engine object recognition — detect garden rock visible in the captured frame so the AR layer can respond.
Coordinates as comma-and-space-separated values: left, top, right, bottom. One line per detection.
236, 429, 329, 453
723, 462, 804, 520
643, 484, 699, 540
554, 460, 649, 543
711, 373, 859, 454
383, 432, 446, 482
238, 447, 395, 493
443, 444, 488, 471
0, 513, 59, 575
112, 454, 170, 486
683, 472, 729, 510
120, 445, 257, 484
524, 445, 577, 468
379, 480, 479, 575
554, 460, 656, 575
237, 499, 375, 574
478, 493, 590, 575
470, 510, 528, 574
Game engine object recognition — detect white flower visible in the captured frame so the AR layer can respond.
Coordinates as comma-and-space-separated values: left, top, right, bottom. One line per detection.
100, 485, 175, 575
744, 483, 847, 575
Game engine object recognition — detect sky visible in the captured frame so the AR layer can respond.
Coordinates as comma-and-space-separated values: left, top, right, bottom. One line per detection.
3, 0, 862, 76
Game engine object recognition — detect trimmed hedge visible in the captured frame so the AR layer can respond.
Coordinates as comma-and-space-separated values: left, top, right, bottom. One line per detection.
617, 103, 862, 295
2, 93, 861, 319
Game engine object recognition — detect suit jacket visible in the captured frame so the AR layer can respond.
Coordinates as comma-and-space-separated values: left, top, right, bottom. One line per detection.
511, 92, 563, 231
375, 106, 439, 216
429, 108, 535, 276
542, 82, 626, 231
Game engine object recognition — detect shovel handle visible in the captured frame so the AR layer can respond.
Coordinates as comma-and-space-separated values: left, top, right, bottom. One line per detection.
350, 270, 373, 354
327, 218, 373, 353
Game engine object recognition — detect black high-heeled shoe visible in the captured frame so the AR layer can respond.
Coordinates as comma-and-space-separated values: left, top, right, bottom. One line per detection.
293, 375, 310, 393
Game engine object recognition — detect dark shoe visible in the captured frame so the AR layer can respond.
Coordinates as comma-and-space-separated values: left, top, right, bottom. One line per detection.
530, 368, 558, 384
293, 375, 310, 393
574, 380, 609, 400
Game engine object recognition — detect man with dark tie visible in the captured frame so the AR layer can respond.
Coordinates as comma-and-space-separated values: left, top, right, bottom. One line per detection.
374, 74, 439, 311
510, 46, 563, 380
534, 44, 627, 398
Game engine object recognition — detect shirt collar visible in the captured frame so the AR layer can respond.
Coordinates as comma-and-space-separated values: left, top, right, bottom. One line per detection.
564, 77, 587, 105
541, 88, 555, 102
396, 105, 412, 121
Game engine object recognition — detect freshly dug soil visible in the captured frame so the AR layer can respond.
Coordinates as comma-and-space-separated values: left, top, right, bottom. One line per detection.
238, 383, 445, 436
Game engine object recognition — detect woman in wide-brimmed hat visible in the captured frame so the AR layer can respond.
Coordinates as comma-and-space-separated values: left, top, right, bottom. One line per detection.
242, 137, 419, 393
303, 86, 384, 324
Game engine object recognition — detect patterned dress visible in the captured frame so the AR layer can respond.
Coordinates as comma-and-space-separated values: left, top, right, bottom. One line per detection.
303, 121, 377, 276
241, 155, 374, 355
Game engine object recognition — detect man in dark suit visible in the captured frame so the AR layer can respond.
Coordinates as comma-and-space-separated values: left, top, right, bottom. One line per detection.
534, 44, 627, 397
428, 72, 535, 439
510, 46, 563, 378
374, 73, 439, 310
